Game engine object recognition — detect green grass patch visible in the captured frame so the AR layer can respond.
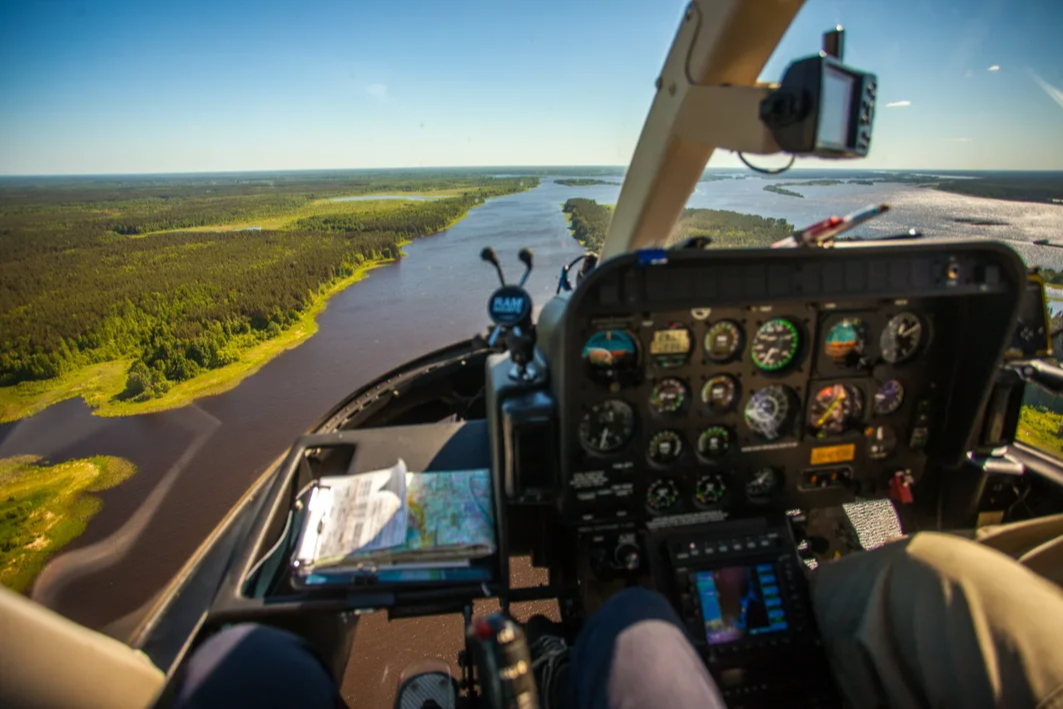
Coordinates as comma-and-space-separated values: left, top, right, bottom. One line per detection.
1016, 405, 1063, 460
0, 361, 131, 424
0, 455, 137, 592
138, 189, 471, 236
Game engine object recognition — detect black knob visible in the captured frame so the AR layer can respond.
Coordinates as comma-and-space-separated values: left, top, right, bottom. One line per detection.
481, 247, 506, 286
615, 543, 641, 571
518, 248, 533, 269
517, 248, 534, 287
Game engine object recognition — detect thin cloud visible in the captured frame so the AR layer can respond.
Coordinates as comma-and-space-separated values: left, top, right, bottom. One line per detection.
987, 65, 1000, 72
366, 83, 389, 101
885, 100, 911, 108
1031, 72, 1063, 112
945, 137, 973, 142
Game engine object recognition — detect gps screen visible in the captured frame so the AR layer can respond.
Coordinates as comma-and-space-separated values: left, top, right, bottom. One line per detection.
695, 564, 789, 645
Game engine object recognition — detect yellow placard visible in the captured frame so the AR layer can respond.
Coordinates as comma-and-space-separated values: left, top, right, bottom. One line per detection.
810, 443, 856, 466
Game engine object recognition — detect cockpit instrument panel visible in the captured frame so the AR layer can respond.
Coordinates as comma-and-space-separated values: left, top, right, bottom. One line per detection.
554, 244, 1026, 527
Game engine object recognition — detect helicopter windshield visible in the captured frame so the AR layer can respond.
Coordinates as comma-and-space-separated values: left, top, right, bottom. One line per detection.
0, 0, 1059, 673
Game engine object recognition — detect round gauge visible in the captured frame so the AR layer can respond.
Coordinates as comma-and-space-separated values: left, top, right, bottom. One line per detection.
646, 478, 680, 514
648, 430, 684, 465
697, 426, 734, 459
579, 400, 636, 454
866, 425, 898, 460
701, 374, 738, 411
881, 313, 924, 364
744, 385, 794, 440
704, 320, 743, 362
649, 323, 693, 368
808, 383, 863, 437
694, 473, 728, 507
824, 318, 867, 366
745, 467, 781, 502
581, 330, 638, 380
649, 378, 688, 414
873, 379, 905, 415
751, 318, 800, 372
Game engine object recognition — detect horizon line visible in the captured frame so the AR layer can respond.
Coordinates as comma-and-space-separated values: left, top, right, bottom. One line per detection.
2, 166, 1062, 179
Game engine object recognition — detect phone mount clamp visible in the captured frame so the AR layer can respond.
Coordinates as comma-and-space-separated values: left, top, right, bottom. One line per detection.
482, 247, 539, 382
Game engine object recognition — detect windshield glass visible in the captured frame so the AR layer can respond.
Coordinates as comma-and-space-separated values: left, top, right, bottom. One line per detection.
0, 0, 1060, 672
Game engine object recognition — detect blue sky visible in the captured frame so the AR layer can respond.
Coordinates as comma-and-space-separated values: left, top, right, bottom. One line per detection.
1, 0, 1061, 175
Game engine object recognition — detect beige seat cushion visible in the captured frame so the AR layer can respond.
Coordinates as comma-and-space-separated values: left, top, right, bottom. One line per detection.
0, 585, 164, 709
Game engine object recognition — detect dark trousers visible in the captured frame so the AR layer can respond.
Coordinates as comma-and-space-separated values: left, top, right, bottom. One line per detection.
172, 624, 346, 709
172, 589, 720, 709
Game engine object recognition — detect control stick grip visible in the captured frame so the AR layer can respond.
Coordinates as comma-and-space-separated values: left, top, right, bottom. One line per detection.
467, 614, 539, 709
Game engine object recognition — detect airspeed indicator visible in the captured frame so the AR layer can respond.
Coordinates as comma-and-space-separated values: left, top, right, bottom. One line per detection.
751, 318, 800, 371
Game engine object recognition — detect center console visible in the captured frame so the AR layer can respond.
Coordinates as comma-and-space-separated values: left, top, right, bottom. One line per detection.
647, 517, 838, 707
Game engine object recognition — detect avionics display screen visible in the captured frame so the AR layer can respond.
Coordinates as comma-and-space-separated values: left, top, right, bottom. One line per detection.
816, 65, 855, 149
695, 565, 788, 645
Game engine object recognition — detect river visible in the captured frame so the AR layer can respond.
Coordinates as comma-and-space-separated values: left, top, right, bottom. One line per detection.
0, 174, 1060, 635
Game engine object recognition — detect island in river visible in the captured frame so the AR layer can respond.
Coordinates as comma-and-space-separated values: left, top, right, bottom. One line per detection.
0, 173, 538, 423
555, 178, 620, 186
0, 455, 137, 591
562, 197, 793, 251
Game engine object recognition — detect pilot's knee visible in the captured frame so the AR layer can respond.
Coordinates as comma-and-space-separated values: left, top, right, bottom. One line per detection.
595, 587, 680, 629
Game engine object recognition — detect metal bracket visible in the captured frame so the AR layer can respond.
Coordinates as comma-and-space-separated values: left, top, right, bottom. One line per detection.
674, 83, 781, 154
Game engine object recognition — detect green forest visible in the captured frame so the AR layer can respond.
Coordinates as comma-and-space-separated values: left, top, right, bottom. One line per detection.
0, 173, 536, 419
561, 198, 793, 252
555, 179, 620, 187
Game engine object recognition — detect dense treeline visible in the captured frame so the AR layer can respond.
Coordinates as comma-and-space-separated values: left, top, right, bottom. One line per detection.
561, 198, 793, 252
555, 179, 619, 186
0, 173, 537, 400
295, 187, 520, 235
927, 172, 1063, 205
561, 198, 614, 250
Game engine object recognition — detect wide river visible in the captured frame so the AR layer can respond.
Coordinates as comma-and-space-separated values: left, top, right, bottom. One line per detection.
0, 175, 1060, 635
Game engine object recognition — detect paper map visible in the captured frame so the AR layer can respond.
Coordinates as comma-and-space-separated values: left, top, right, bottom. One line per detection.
293, 464, 495, 574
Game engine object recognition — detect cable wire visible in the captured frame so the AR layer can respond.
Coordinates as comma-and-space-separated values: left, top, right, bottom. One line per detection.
738, 152, 796, 175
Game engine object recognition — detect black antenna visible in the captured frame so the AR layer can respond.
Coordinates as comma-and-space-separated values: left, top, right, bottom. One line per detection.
481, 247, 506, 286
823, 25, 844, 61
517, 248, 534, 287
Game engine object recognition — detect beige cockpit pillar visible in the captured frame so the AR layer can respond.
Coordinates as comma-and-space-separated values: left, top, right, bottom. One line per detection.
602, 0, 805, 261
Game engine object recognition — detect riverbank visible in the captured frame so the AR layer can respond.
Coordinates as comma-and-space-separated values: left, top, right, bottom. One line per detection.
0, 455, 137, 591
0, 256, 397, 423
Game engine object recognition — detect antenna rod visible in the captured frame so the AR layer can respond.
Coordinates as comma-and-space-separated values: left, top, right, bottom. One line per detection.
823, 25, 844, 61
480, 247, 506, 286
517, 248, 534, 287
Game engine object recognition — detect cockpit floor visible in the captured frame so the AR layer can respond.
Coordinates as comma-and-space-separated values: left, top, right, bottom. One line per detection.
340, 502, 902, 706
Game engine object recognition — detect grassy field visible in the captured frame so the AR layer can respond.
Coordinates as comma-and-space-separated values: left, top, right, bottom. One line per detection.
1016, 405, 1063, 460
0, 254, 399, 422
0, 455, 137, 592
137, 190, 469, 236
